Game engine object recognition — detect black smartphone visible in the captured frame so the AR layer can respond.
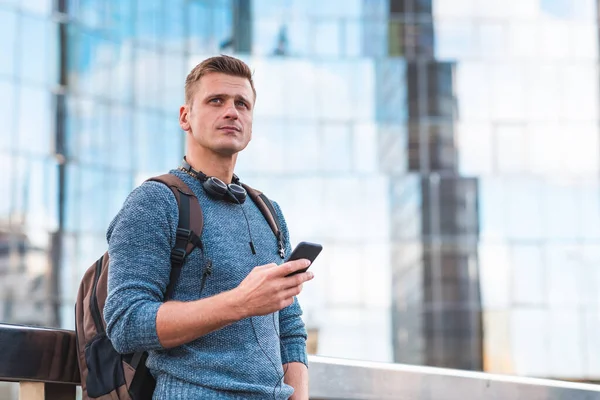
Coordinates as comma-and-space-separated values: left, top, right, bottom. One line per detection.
285, 241, 323, 277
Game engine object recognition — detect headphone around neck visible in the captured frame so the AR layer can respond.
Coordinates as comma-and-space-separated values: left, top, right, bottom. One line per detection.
179, 158, 247, 204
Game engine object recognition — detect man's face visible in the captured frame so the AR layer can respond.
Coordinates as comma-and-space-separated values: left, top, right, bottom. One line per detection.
180, 72, 254, 157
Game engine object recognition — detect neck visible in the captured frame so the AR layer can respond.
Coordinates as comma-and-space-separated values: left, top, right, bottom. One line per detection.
185, 143, 237, 184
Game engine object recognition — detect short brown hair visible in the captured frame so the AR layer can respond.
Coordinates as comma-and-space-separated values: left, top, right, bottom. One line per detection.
184, 55, 256, 104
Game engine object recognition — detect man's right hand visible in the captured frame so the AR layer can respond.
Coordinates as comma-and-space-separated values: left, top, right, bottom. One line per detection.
234, 259, 314, 318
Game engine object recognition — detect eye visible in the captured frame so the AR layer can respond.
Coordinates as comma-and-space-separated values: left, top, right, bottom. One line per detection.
209, 98, 223, 104
235, 100, 248, 109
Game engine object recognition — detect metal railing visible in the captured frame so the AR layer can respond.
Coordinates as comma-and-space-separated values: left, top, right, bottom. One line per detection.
2, 323, 600, 400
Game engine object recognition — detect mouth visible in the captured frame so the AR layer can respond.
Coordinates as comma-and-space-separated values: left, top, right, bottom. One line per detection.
218, 126, 241, 133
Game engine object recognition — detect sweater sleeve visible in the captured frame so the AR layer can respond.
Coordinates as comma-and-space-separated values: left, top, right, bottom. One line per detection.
272, 201, 309, 367
103, 181, 178, 354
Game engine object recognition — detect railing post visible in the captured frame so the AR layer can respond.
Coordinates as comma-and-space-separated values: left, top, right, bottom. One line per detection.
19, 382, 76, 400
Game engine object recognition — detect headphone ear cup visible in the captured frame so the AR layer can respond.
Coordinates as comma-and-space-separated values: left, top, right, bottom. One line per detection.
203, 177, 228, 200
227, 184, 247, 204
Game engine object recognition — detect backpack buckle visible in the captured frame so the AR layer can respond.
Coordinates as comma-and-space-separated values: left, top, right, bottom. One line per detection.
170, 248, 186, 265
176, 228, 192, 241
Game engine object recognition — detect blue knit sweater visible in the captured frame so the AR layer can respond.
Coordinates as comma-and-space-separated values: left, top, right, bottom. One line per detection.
104, 169, 307, 399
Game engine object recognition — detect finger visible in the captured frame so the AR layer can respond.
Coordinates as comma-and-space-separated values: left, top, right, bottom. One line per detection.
278, 259, 311, 277
281, 271, 313, 289
278, 294, 297, 309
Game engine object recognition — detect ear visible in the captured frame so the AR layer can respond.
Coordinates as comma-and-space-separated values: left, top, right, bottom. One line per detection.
179, 105, 191, 132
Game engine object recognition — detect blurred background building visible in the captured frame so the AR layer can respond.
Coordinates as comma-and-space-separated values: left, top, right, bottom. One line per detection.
1, 3, 600, 399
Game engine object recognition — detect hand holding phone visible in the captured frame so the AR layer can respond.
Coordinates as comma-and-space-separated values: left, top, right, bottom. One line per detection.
285, 241, 322, 277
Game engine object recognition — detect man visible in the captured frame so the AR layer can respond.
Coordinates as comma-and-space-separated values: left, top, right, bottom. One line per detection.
104, 55, 313, 399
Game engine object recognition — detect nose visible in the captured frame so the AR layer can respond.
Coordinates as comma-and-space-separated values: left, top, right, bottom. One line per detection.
223, 101, 239, 120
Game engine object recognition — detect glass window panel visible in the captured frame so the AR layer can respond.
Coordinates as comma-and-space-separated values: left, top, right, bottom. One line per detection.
313, 20, 341, 57
109, 105, 133, 172
524, 63, 560, 121
509, 0, 538, 18
511, 245, 544, 305
478, 243, 511, 308
10, 155, 57, 233
479, 22, 506, 58
212, 3, 233, 53
563, 64, 599, 121
490, 63, 525, 122
310, 0, 361, 18
163, 0, 185, 52
352, 61, 375, 121
570, 24, 598, 60
320, 123, 351, 172
91, 37, 115, 100
375, 60, 407, 124
134, 48, 161, 110
252, 60, 285, 118
19, 15, 56, 85
479, 178, 507, 239
78, 101, 108, 166
0, 80, 15, 151
344, 20, 361, 57
0, 9, 16, 78
77, 167, 109, 233
456, 62, 490, 121
253, 18, 280, 56
282, 121, 319, 173
505, 179, 543, 240
583, 310, 600, 376
135, 0, 162, 47
110, 41, 133, 104
433, 0, 473, 17
161, 117, 184, 169
281, 60, 317, 120
353, 123, 377, 173
286, 19, 310, 57
539, 21, 569, 60
541, 0, 595, 21
569, 0, 596, 21
434, 20, 477, 60
562, 124, 599, 175
528, 124, 563, 175
163, 53, 185, 112
0, 153, 11, 221
70, 29, 106, 96
548, 312, 584, 376
362, 19, 387, 57
543, 183, 579, 240
106, 171, 134, 223
134, 112, 181, 174
20, 157, 58, 232
187, 0, 213, 54
457, 123, 493, 175
64, 164, 80, 232
315, 61, 353, 121
20, 0, 52, 15
508, 22, 538, 59
510, 310, 549, 376
16, 86, 52, 155
241, 119, 284, 174
477, 0, 510, 18
78, 0, 105, 29
495, 124, 526, 174
579, 185, 600, 240
109, 0, 134, 40
322, 178, 363, 241
134, 110, 160, 173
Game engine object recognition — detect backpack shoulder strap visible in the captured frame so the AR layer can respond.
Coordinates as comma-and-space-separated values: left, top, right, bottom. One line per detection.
242, 184, 286, 259
147, 174, 203, 298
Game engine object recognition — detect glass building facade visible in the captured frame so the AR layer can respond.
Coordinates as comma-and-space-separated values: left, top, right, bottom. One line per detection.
1, 1, 600, 398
